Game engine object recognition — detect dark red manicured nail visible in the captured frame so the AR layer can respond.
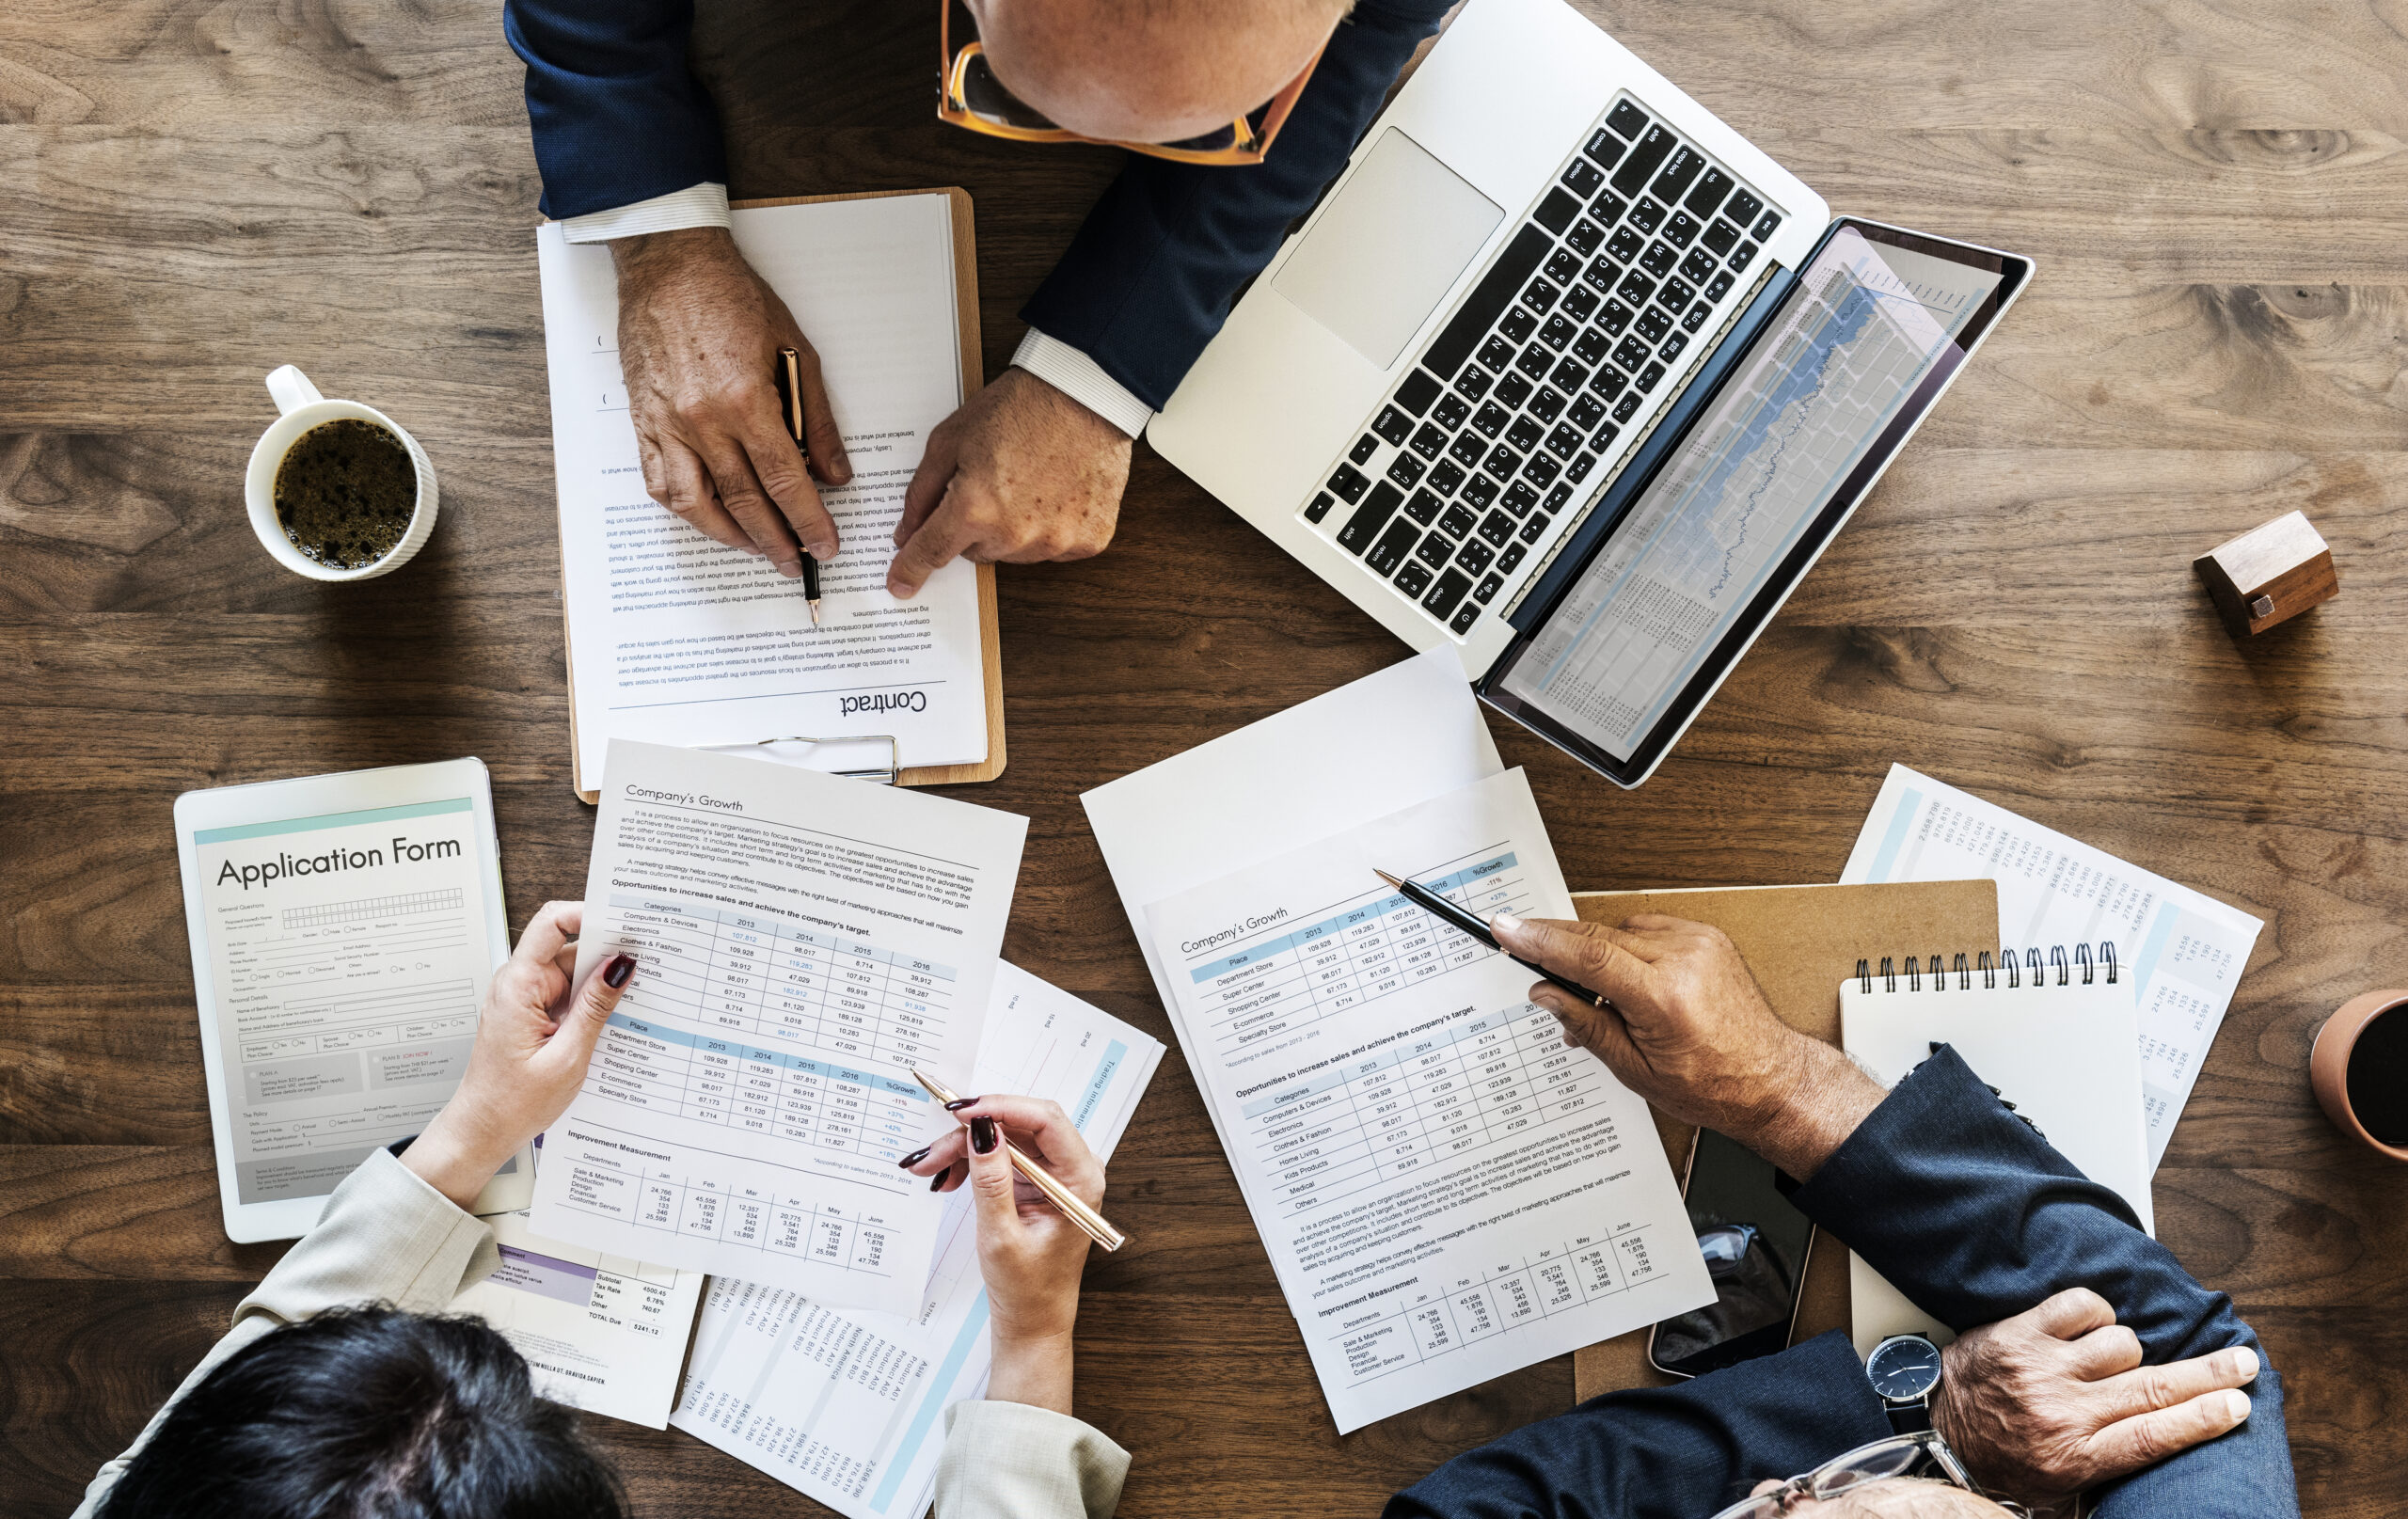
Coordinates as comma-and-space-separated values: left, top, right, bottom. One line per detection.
929, 1166, 951, 1191
897, 1147, 929, 1168
943, 1097, 980, 1112
971, 1116, 998, 1154
603, 954, 637, 989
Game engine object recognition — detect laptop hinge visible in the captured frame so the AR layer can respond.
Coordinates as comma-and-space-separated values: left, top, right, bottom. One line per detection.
1497, 263, 1781, 625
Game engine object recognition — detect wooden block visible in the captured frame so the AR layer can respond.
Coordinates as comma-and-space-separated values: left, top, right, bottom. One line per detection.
2193, 510, 2339, 636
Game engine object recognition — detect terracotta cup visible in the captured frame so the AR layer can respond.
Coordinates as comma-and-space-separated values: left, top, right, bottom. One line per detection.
2310, 989, 2408, 1161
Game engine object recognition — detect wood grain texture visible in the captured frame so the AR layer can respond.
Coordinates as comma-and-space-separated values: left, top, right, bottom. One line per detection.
4, 0, 2405, 1515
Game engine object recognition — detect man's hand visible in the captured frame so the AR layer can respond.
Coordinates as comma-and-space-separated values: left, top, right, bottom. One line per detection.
402, 901, 636, 1209
611, 227, 852, 576
1935, 1288, 2261, 1511
886, 368, 1132, 599
1493, 912, 1884, 1179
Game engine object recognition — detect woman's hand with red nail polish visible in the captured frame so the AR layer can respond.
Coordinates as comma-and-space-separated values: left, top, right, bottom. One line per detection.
402, 901, 638, 1210
897, 1093, 1105, 1414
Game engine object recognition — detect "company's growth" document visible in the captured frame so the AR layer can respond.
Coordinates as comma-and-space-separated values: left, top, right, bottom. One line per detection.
528, 739, 1026, 1315
1139, 767, 1711, 1432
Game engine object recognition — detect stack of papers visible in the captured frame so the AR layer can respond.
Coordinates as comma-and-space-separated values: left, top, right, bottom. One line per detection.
669, 963, 1162, 1519
1085, 651, 1711, 1432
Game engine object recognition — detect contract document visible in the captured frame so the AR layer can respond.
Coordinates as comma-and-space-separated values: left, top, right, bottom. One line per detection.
529, 739, 1027, 1313
1841, 764, 2264, 1170
537, 193, 990, 792
669, 962, 1164, 1519
1140, 767, 1710, 1432
451, 1207, 703, 1429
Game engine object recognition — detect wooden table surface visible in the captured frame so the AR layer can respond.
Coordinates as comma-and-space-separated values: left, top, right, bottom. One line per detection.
5, 2, 2403, 1514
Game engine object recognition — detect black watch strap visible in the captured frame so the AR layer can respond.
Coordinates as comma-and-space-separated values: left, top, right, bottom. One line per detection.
1883, 1396, 1933, 1435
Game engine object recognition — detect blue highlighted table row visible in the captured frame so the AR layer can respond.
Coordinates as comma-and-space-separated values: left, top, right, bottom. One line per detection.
583, 1013, 927, 1163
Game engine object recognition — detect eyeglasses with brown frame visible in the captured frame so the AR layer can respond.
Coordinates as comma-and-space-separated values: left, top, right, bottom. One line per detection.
938, 0, 1323, 166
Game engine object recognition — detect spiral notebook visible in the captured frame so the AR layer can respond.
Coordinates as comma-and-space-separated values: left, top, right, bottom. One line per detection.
1840, 942, 2150, 1355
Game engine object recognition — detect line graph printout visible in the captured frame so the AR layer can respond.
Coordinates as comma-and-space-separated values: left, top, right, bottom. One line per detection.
537, 194, 989, 790
1141, 768, 1709, 1432
1502, 229, 2004, 758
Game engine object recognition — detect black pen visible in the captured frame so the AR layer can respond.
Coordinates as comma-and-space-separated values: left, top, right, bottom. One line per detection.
1373, 868, 1610, 1009
773, 345, 822, 626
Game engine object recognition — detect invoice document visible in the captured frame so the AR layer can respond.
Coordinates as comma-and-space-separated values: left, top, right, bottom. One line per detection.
670, 962, 1164, 1519
1140, 767, 1710, 1432
451, 1207, 704, 1429
1840, 764, 2265, 1169
528, 739, 1028, 1313
538, 193, 989, 791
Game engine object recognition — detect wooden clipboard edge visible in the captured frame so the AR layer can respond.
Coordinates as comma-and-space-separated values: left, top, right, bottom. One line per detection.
557, 187, 1005, 801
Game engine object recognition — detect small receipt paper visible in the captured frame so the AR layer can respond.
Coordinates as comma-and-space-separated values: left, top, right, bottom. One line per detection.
529, 739, 1027, 1315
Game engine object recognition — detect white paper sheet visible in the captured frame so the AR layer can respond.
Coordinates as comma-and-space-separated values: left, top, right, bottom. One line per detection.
537, 194, 990, 790
450, 1208, 704, 1428
668, 962, 1164, 1519
529, 739, 1027, 1312
1138, 768, 1711, 1432
1081, 649, 1504, 1017
1839, 764, 2264, 1170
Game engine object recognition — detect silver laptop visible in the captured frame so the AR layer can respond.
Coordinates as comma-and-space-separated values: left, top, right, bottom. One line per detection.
1149, 0, 2030, 787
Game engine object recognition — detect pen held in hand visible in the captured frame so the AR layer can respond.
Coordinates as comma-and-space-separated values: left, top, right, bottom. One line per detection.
1372, 868, 1610, 1011
908, 1068, 1127, 1252
773, 345, 823, 627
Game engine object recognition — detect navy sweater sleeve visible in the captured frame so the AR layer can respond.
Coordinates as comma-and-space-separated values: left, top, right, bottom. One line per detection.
1789, 1047, 2299, 1519
1020, 0, 1456, 409
1384, 1333, 1893, 1519
503, 0, 728, 220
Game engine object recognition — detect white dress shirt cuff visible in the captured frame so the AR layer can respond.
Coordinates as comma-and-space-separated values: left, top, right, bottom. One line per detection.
558, 182, 733, 244
1009, 330, 1155, 438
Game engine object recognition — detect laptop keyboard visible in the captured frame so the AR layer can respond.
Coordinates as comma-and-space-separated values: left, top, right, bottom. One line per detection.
1302, 94, 1782, 640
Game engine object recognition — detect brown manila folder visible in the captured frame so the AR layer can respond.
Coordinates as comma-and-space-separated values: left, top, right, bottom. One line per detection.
1567, 880, 2001, 1403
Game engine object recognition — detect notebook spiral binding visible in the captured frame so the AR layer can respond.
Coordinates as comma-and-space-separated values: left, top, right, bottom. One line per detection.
1853, 941, 2120, 995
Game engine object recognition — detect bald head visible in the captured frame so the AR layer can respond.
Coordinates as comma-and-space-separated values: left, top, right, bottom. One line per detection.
971, 0, 1348, 145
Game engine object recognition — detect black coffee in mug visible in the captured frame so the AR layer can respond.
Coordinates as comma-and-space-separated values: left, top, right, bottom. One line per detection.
2347, 1003, 2408, 1147
273, 419, 416, 570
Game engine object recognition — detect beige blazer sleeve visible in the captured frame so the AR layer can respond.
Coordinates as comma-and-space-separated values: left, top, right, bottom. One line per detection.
934, 1400, 1132, 1519
72, 1148, 499, 1519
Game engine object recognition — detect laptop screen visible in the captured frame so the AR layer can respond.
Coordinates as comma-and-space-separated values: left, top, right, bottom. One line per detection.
1481, 222, 2021, 779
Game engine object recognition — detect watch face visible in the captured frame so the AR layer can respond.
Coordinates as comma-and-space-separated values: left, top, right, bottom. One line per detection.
1868, 1336, 1942, 1400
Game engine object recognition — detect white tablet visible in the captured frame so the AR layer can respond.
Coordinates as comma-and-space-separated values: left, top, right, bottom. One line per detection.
174, 757, 532, 1242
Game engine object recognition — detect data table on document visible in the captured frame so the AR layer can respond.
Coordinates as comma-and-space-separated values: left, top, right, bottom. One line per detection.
582, 893, 956, 1163
1190, 851, 1535, 1056
1338, 1222, 1670, 1384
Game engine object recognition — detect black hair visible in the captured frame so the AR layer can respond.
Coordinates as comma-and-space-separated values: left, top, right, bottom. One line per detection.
96, 1304, 627, 1519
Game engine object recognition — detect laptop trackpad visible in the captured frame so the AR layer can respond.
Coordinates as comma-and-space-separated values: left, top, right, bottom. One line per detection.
1274, 128, 1505, 370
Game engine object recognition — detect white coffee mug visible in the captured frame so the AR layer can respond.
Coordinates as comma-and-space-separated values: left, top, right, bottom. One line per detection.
245, 365, 439, 581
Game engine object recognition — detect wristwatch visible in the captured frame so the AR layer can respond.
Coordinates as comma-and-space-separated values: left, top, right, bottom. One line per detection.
1865, 1333, 1944, 1433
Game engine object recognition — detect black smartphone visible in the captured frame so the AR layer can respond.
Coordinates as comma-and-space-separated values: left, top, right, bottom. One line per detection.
1647, 1128, 1817, 1378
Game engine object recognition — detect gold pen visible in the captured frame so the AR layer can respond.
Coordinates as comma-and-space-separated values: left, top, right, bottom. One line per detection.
772, 345, 821, 626
910, 1068, 1127, 1252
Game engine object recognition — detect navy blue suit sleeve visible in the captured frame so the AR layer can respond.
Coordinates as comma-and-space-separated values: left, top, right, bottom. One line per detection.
503, 0, 728, 220
1384, 1333, 1893, 1519
1789, 1047, 2299, 1518
1020, 0, 1454, 409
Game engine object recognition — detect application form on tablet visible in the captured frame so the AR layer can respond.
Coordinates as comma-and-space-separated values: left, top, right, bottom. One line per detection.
174, 757, 527, 1242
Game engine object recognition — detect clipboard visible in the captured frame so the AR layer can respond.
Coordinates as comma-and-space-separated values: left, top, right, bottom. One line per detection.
559, 186, 1006, 801
1563, 879, 2000, 1403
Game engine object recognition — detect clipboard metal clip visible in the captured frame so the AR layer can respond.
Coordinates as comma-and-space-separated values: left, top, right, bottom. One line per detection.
701, 734, 900, 785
